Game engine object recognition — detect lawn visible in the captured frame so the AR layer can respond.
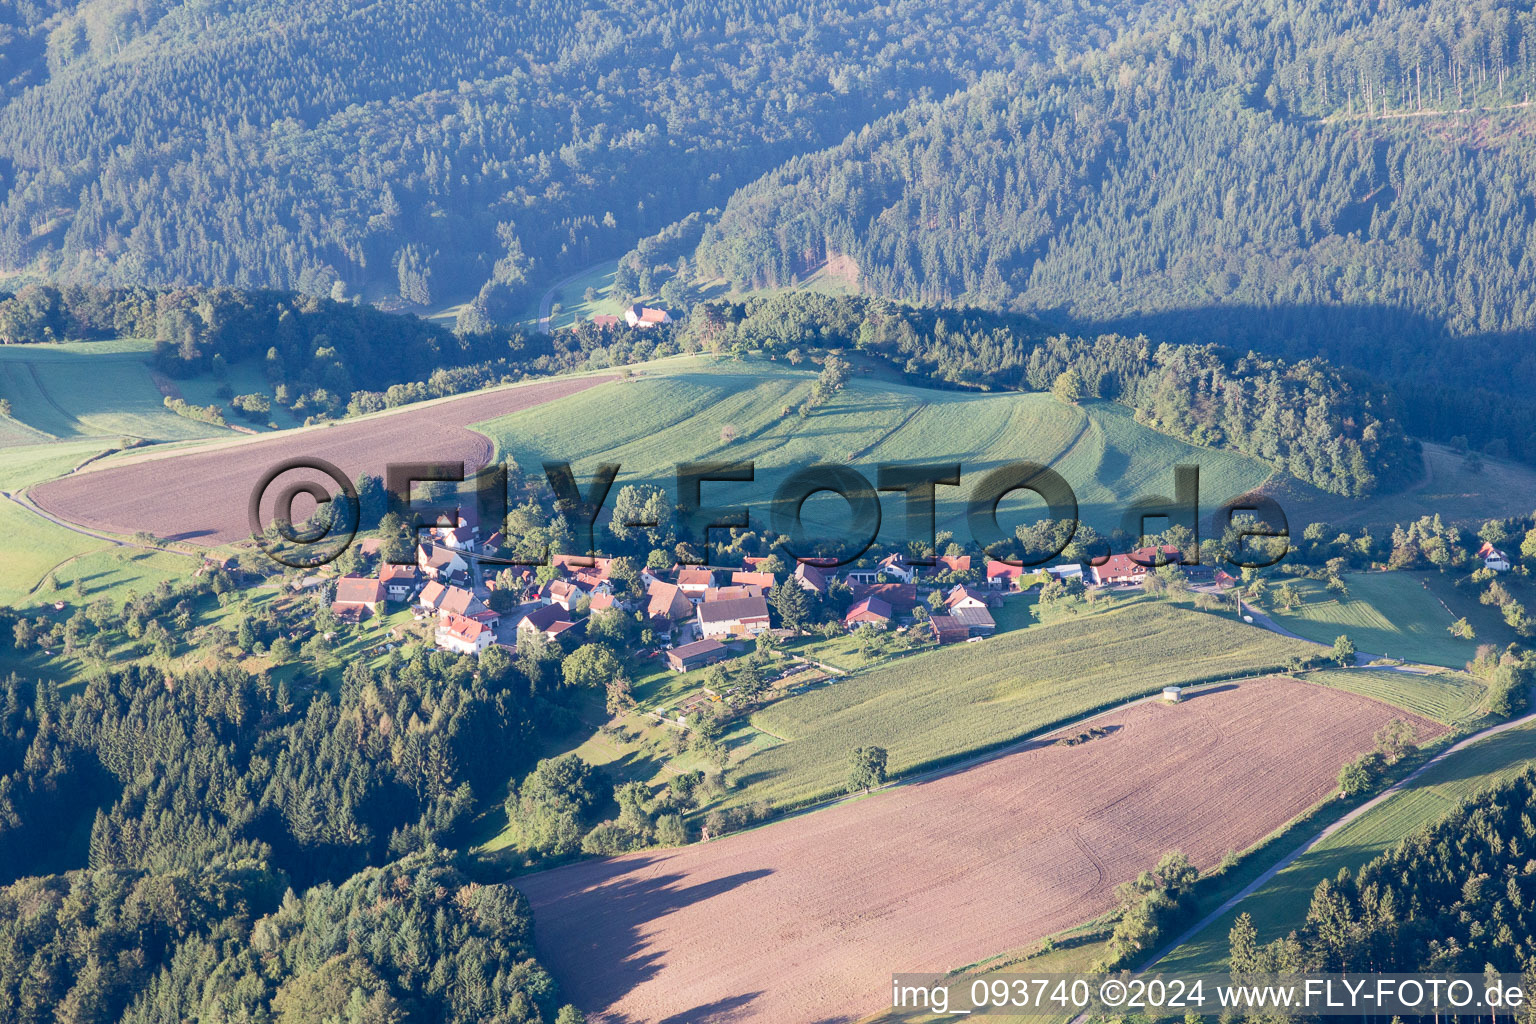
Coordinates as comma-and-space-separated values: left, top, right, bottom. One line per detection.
720, 600, 1317, 813
1262, 571, 1494, 667
472, 359, 1277, 546
1157, 717, 1536, 973
0, 439, 114, 489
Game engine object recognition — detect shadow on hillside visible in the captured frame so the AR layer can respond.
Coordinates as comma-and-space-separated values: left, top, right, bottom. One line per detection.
1048, 299, 1536, 465
522, 860, 774, 1014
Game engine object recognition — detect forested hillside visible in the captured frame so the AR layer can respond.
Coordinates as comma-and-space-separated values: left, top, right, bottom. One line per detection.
677, 0, 1536, 459
0, 642, 587, 1021
0, 0, 1171, 308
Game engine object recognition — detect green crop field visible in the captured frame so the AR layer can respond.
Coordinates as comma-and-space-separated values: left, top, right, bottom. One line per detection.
474, 360, 1278, 543
1158, 717, 1536, 973
1301, 667, 1487, 726
1262, 571, 1495, 668
717, 600, 1316, 812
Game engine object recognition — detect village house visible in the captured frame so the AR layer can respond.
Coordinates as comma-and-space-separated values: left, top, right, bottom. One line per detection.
624, 304, 671, 328
331, 576, 385, 622
666, 637, 729, 672
945, 584, 994, 611
433, 523, 477, 552
646, 580, 696, 634
516, 604, 578, 645
706, 585, 763, 602
379, 562, 422, 601
439, 585, 498, 626
985, 560, 1026, 589
417, 542, 468, 581
1088, 545, 1184, 586
950, 604, 997, 635
730, 570, 776, 590
418, 581, 496, 625
697, 594, 771, 639
590, 313, 622, 328
844, 596, 893, 630
540, 578, 582, 611
855, 582, 918, 615
925, 554, 972, 577
794, 561, 830, 595
1480, 541, 1512, 572
675, 567, 715, 600
436, 613, 494, 656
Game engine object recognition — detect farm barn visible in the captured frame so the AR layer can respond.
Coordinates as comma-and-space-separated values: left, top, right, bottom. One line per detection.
668, 638, 729, 672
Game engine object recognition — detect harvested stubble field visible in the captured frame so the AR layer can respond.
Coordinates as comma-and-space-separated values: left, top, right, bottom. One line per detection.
29, 375, 614, 544
516, 678, 1441, 1024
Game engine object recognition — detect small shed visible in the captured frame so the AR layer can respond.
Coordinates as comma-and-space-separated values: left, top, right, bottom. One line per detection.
1162, 686, 1183, 703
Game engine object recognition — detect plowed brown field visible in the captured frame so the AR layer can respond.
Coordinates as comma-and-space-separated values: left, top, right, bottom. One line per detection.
29, 374, 615, 544
515, 678, 1441, 1024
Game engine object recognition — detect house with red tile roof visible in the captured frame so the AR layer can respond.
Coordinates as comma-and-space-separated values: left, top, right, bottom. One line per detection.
624, 305, 671, 328
437, 613, 494, 656
1089, 545, 1184, 586
844, 597, 893, 630
332, 576, 385, 621
675, 567, 715, 598
379, 562, 421, 601
854, 582, 918, 614
646, 580, 695, 626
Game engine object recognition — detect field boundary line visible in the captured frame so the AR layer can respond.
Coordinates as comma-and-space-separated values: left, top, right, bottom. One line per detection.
2, 489, 198, 560
1138, 687, 1536, 974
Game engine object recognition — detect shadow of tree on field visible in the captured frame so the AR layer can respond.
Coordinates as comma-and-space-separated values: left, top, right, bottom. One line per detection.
517, 859, 774, 1015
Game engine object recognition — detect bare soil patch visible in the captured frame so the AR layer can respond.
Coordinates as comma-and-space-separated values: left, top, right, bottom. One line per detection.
30, 375, 615, 544
515, 678, 1441, 1024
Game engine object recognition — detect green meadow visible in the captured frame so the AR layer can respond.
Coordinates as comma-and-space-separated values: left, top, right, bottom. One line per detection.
474, 359, 1278, 545
1301, 666, 1488, 726
1263, 571, 1498, 668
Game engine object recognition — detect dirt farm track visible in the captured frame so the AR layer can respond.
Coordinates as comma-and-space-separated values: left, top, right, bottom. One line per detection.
28, 375, 615, 545
514, 678, 1442, 1024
